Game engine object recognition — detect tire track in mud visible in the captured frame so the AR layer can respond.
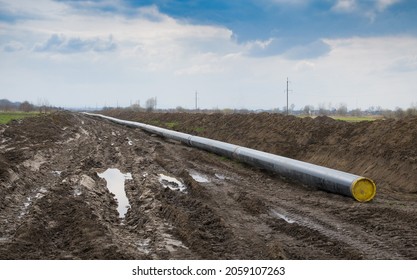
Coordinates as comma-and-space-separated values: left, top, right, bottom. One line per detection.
269, 204, 403, 259
1, 112, 417, 259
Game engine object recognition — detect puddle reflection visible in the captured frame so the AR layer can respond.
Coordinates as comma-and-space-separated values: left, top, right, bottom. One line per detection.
98, 168, 132, 218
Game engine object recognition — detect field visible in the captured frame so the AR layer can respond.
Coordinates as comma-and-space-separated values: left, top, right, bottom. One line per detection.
329, 115, 382, 122
1, 111, 417, 259
0, 112, 40, 124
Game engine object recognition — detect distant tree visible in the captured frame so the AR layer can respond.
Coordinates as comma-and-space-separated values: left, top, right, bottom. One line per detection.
19, 101, 34, 112
394, 107, 405, 118
222, 108, 233, 114
318, 103, 327, 116
406, 107, 416, 116
130, 100, 141, 111
351, 108, 362, 117
336, 103, 348, 116
367, 106, 375, 114
37, 98, 49, 113
145, 97, 156, 112
303, 105, 313, 116
176, 106, 186, 112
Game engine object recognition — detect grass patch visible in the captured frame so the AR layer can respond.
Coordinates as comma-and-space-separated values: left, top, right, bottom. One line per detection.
165, 121, 179, 129
194, 127, 205, 133
0, 111, 40, 124
149, 120, 162, 126
330, 116, 380, 122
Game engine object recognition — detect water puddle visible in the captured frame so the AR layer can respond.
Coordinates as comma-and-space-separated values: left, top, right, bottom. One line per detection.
158, 174, 186, 192
271, 209, 296, 224
189, 171, 210, 183
98, 168, 132, 218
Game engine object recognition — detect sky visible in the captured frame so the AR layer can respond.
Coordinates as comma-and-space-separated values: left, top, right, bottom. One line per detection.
1, 0, 417, 110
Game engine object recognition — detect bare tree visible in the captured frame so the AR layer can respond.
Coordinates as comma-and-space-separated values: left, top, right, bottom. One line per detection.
19, 101, 34, 112
176, 106, 186, 112
145, 97, 156, 112
351, 108, 363, 117
394, 107, 405, 118
290, 104, 295, 114
318, 103, 327, 116
336, 103, 348, 116
37, 98, 50, 114
130, 100, 141, 111
303, 105, 313, 116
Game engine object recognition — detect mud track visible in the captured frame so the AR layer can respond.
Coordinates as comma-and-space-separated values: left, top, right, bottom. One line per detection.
1, 111, 416, 259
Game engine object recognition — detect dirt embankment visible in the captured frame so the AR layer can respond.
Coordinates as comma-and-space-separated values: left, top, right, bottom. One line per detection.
103, 110, 417, 196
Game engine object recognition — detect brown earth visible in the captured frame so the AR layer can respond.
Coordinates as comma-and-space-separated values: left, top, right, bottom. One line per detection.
105, 110, 417, 196
1, 111, 417, 260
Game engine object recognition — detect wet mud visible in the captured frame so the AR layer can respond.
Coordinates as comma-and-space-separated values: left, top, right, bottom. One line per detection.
1, 111, 416, 259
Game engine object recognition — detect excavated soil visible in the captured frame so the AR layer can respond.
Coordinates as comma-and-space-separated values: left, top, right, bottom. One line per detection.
1, 111, 417, 260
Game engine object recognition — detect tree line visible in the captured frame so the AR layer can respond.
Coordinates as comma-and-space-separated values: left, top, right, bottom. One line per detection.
0, 99, 56, 113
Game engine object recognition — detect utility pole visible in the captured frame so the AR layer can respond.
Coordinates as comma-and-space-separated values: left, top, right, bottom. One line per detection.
286, 77, 292, 115
286, 77, 289, 115
195, 91, 198, 110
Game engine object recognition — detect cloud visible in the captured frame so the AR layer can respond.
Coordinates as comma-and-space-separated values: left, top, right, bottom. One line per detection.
294, 60, 316, 72
3, 41, 25, 52
0, 0, 68, 22
33, 34, 117, 53
389, 55, 417, 72
375, 0, 401, 12
331, 0, 401, 20
284, 40, 331, 60
332, 0, 357, 13
0, 2, 35, 23
247, 37, 331, 59
267, 0, 310, 5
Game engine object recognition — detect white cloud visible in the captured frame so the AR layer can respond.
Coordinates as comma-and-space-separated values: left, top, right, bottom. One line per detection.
331, 0, 401, 20
3, 40, 25, 52
33, 34, 117, 53
332, 0, 357, 13
294, 60, 316, 72
268, 0, 310, 4
375, 0, 401, 12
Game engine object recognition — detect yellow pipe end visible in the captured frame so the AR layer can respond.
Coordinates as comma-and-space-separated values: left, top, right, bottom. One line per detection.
351, 177, 377, 202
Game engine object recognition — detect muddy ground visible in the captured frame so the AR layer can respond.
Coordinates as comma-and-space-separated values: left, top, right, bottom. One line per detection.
1, 111, 416, 259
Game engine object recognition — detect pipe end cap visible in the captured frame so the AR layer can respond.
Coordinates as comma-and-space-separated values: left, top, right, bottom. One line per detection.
351, 177, 376, 202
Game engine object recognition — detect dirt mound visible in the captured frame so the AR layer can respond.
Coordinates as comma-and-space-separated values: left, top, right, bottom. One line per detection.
104, 110, 417, 195
1, 113, 76, 187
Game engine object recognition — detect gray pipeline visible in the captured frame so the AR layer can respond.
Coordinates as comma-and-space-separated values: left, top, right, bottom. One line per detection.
85, 113, 376, 202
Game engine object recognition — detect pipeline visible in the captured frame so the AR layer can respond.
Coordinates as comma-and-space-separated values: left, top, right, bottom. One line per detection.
84, 113, 376, 202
